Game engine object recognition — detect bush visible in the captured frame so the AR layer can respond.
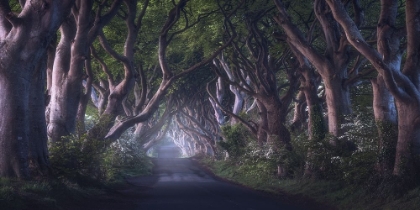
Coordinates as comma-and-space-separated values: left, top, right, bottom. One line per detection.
219, 124, 250, 158
102, 132, 153, 180
49, 134, 105, 180
49, 129, 153, 182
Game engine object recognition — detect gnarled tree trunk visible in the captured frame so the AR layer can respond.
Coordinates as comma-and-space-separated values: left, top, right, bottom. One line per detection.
372, 76, 398, 175
28, 57, 50, 176
0, 0, 73, 178
48, 0, 122, 142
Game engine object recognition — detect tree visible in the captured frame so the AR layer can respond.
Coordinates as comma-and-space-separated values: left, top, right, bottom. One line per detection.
0, 0, 74, 178
104, 0, 234, 142
206, 2, 300, 176
274, 0, 362, 142
47, 0, 122, 142
288, 45, 327, 177
326, 0, 420, 179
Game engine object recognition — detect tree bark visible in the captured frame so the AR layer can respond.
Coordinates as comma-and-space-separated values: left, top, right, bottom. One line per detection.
48, 16, 78, 142
209, 76, 226, 125
48, 0, 122, 142
274, 0, 353, 141
0, 63, 31, 178
302, 67, 326, 178
28, 55, 50, 176
394, 102, 420, 176
290, 91, 306, 132
0, 0, 73, 178
371, 0, 399, 175
372, 77, 398, 175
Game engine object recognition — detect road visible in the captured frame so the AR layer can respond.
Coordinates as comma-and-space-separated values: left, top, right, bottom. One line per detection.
126, 158, 308, 210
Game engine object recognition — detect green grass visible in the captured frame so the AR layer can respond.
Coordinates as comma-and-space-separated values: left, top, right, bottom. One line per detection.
0, 162, 152, 210
198, 157, 420, 210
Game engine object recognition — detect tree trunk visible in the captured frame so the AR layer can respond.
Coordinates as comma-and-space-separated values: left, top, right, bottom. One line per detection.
0, 67, 30, 178
393, 102, 420, 176
47, 16, 80, 142
256, 94, 291, 178
325, 0, 420, 181
256, 100, 269, 145
28, 57, 50, 176
373, 1, 400, 176
302, 72, 326, 178
134, 122, 148, 142
372, 76, 398, 175
324, 72, 351, 141
209, 77, 226, 125
87, 79, 135, 140
260, 95, 291, 148
76, 60, 94, 134
0, 1, 73, 178
230, 86, 245, 125
274, 0, 353, 141
48, 0, 122, 142
290, 91, 306, 132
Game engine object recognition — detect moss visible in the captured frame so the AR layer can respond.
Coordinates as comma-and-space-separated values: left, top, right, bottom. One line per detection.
219, 124, 249, 158
309, 104, 326, 141
375, 120, 398, 175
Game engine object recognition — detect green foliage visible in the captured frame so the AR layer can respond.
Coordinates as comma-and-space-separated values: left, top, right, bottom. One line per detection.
0, 183, 15, 205
102, 131, 154, 180
201, 157, 280, 191
49, 127, 153, 182
174, 0, 224, 58
0, 178, 59, 210
1, 128, 154, 210
199, 154, 420, 210
339, 151, 377, 185
21, 182, 53, 193
219, 124, 249, 158
49, 134, 105, 180
309, 104, 326, 141
376, 120, 398, 174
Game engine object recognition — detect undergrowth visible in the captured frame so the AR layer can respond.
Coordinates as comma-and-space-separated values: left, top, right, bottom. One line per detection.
201, 121, 420, 210
0, 128, 153, 210
198, 156, 420, 210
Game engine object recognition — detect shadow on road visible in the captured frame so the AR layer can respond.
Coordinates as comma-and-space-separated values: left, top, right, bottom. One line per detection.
124, 158, 309, 210
67, 158, 332, 210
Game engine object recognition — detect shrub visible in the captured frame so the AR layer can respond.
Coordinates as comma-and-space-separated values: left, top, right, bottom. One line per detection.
219, 124, 250, 158
49, 134, 105, 180
49, 128, 153, 182
102, 133, 153, 180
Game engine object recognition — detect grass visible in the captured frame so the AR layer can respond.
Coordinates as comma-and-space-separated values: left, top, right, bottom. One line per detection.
0, 161, 152, 210
0, 177, 93, 210
197, 157, 420, 210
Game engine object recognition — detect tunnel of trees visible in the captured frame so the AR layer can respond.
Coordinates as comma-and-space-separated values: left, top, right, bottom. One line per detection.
1, 0, 420, 198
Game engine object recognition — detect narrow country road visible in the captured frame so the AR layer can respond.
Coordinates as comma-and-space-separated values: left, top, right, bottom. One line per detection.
126, 158, 308, 210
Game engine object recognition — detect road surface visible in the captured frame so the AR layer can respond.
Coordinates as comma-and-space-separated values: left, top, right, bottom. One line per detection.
127, 158, 308, 210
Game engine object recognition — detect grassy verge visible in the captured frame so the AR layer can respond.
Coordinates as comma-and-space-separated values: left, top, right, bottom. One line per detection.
0, 162, 152, 210
0, 177, 95, 210
196, 157, 420, 210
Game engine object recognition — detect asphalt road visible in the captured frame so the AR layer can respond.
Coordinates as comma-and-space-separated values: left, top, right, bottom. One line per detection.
127, 158, 307, 210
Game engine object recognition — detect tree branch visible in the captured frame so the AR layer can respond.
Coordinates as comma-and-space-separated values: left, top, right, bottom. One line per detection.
207, 78, 257, 136
325, 0, 413, 102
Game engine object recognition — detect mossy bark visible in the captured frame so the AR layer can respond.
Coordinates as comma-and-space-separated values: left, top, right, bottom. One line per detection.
304, 104, 327, 178
375, 121, 398, 175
